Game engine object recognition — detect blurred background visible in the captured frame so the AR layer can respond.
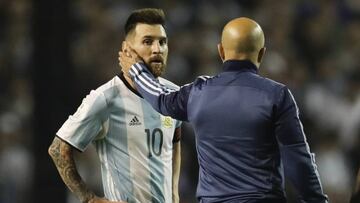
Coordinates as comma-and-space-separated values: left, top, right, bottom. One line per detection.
0, 0, 359, 202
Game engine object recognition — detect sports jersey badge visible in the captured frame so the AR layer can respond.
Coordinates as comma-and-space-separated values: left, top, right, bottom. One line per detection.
162, 116, 173, 128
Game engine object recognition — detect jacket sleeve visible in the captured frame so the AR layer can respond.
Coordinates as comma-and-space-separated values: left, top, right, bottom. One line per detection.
275, 87, 328, 203
129, 62, 192, 121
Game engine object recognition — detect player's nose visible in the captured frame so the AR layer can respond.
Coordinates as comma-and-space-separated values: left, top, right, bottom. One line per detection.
151, 41, 163, 54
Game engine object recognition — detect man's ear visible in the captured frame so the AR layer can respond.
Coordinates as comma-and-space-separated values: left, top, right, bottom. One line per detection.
257, 47, 266, 64
217, 43, 225, 62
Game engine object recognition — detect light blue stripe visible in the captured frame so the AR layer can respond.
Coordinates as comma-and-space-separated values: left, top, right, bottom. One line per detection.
149, 157, 165, 203
98, 87, 134, 201
140, 101, 165, 203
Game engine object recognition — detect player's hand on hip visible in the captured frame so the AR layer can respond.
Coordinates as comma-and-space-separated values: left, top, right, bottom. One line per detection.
88, 196, 127, 203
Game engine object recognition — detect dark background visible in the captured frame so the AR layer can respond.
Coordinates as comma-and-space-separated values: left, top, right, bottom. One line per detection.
0, 0, 359, 203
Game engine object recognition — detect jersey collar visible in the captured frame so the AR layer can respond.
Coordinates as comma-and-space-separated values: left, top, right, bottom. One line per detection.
222, 60, 259, 74
118, 72, 143, 98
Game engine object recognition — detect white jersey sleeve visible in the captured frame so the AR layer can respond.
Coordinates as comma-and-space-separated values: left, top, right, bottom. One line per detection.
56, 89, 108, 151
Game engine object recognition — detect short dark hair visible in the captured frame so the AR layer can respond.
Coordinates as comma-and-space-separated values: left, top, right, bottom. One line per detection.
125, 8, 166, 36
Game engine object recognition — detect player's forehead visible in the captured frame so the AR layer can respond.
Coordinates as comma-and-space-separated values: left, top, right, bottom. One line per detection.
133, 23, 167, 39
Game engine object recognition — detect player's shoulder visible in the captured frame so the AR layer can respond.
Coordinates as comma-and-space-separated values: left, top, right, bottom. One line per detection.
95, 76, 119, 91
193, 75, 213, 86
264, 77, 285, 88
158, 77, 180, 90
255, 75, 286, 92
93, 76, 123, 100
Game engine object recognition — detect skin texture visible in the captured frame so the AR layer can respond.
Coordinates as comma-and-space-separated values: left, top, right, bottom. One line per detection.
217, 17, 266, 67
48, 137, 125, 203
122, 23, 168, 83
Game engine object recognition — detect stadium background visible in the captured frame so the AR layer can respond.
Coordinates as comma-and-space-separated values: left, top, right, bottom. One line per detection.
0, 0, 359, 202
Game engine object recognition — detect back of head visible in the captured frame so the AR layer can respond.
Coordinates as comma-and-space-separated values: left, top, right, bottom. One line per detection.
124, 8, 165, 37
220, 17, 265, 66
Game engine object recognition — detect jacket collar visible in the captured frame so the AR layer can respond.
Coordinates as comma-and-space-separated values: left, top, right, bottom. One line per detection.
222, 60, 258, 74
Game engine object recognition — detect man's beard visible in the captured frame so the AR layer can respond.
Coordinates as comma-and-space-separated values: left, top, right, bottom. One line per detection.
147, 63, 165, 77
146, 56, 166, 77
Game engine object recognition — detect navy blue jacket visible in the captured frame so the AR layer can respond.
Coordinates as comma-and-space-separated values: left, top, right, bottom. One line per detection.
129, 60, 328, 203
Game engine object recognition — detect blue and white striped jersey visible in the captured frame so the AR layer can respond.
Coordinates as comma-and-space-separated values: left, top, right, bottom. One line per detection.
129, 60, 328, 203
56, 74, 181, 203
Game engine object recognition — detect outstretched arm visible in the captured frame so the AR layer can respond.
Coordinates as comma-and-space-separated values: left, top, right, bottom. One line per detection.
119, 51, 192, 121
48, 137, 124, 203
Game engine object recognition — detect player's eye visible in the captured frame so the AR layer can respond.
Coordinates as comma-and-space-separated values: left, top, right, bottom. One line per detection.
159, 39, 167, 46
143, 39, 153, 45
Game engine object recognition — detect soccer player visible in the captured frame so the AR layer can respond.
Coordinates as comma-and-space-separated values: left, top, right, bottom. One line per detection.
48, 8, 182, 203
120, 17, 328, 203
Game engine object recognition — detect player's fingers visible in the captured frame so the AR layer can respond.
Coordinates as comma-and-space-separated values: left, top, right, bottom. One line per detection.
127, 48, 144, 63
118, 53, 124, 66
126, 46, 138, 58
119, 60, 124, 68
119, 54, 132, 75
119, 59, 125, 69
120, 50, 132, 61
119, 55, 125, 68
119, 52, 127, 63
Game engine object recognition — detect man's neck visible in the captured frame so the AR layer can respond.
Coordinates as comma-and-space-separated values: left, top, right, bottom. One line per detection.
123, 74, 137, 90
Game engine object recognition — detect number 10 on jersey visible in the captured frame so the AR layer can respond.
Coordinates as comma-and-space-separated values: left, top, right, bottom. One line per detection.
145, 128, 163, 158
